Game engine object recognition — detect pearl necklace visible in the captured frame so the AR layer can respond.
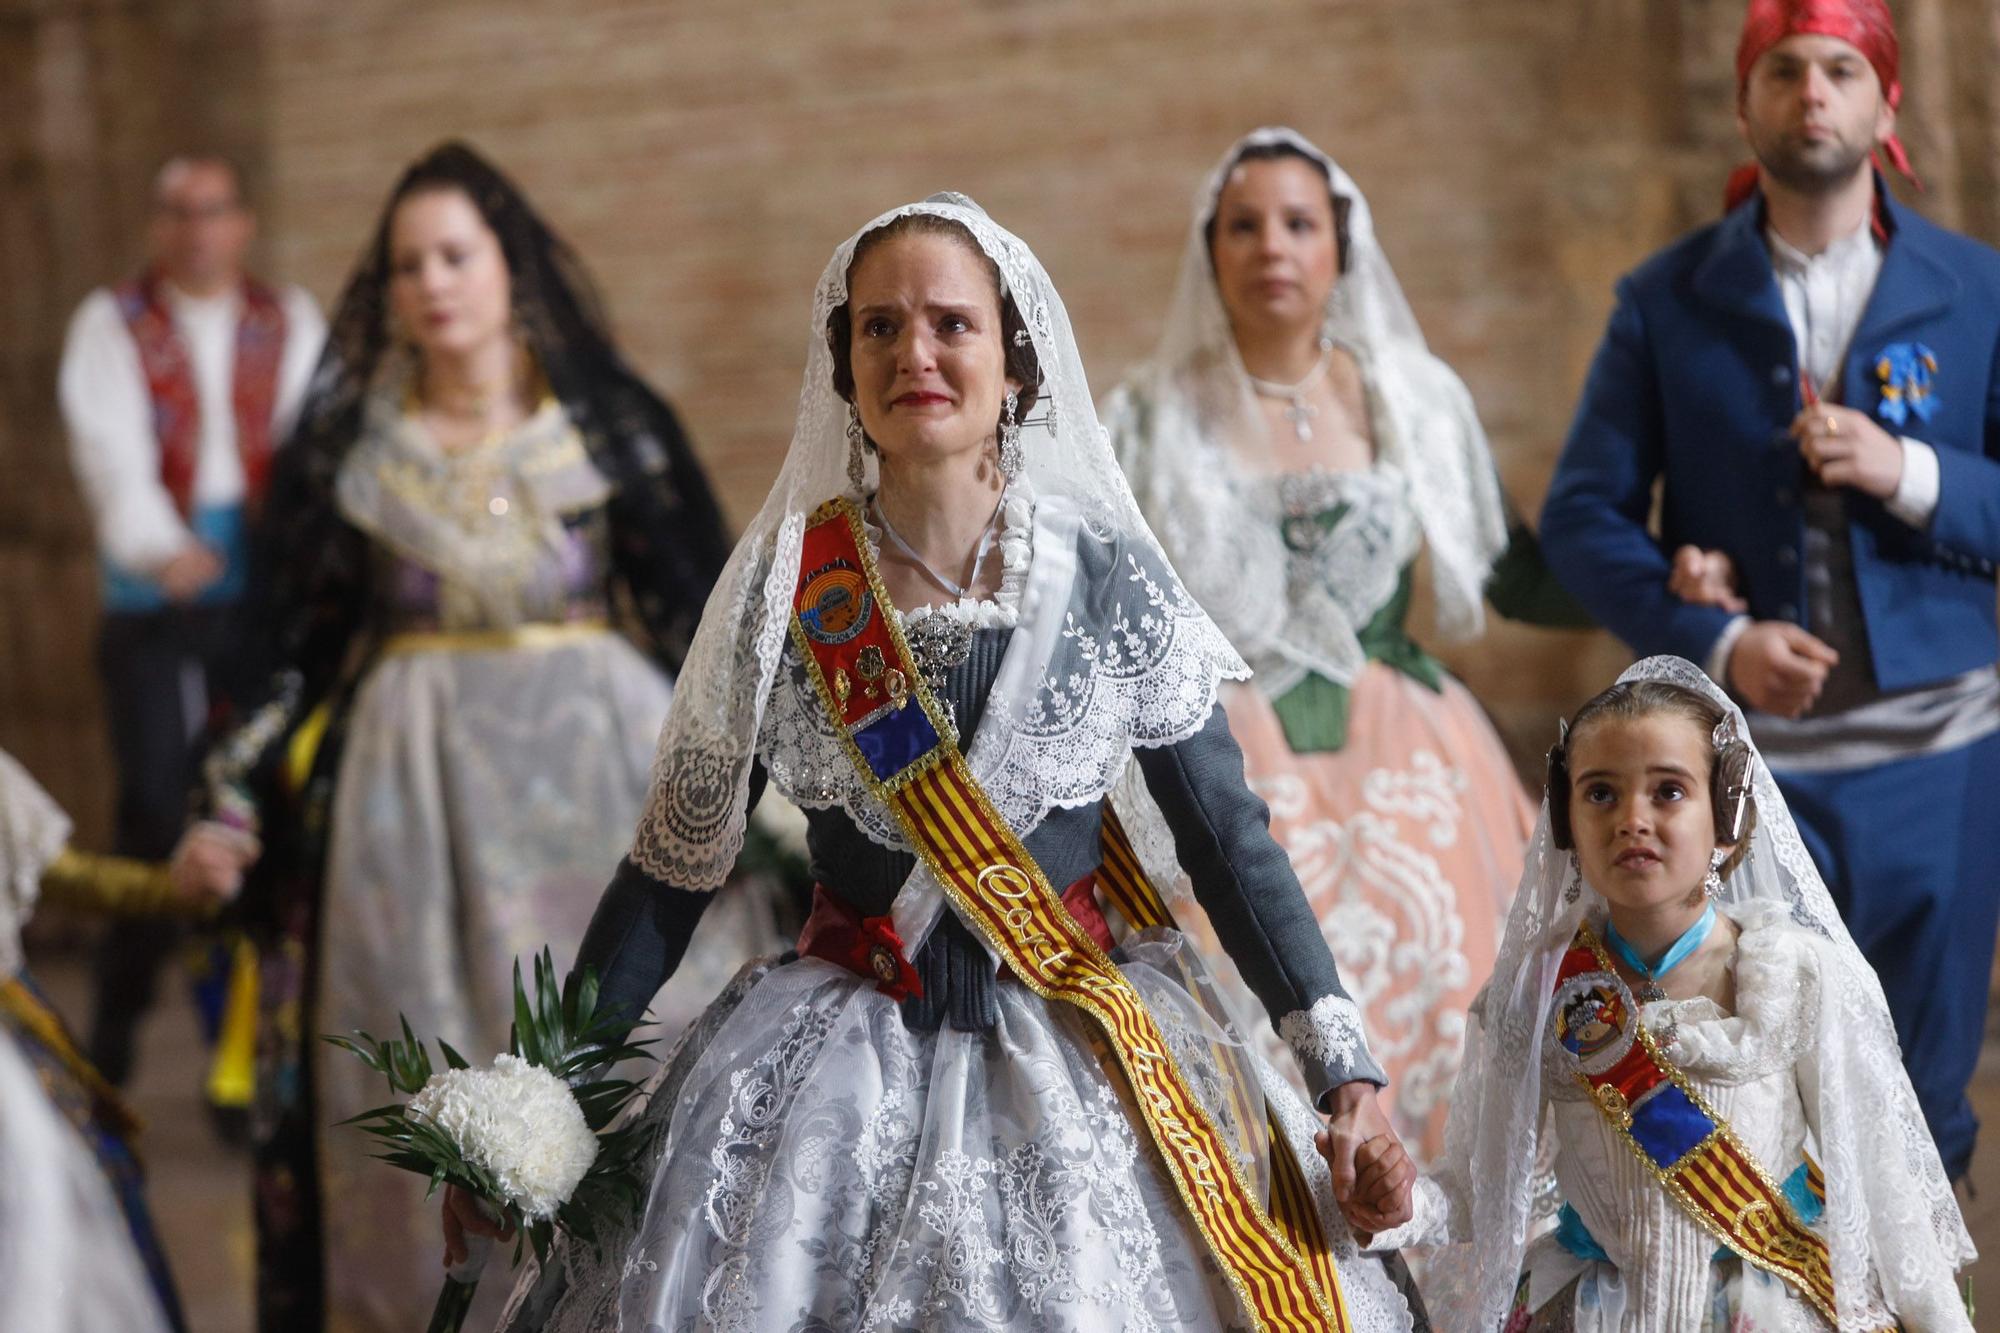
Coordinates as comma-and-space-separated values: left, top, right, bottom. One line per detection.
1246, 338, 1335, 442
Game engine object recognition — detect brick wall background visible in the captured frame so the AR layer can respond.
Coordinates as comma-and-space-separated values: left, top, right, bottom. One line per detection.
8, 0, 2000, 842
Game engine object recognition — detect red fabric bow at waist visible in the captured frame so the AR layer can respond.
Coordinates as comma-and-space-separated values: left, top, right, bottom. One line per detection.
796, 871, 1116, 1002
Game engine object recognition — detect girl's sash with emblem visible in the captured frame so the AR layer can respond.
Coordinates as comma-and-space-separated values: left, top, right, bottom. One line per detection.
1550, 921, 1837, 1321
789, 496, 1352, 1333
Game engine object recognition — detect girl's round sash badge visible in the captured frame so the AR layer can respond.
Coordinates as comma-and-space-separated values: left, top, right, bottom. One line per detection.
1550, 968, 1639, 1122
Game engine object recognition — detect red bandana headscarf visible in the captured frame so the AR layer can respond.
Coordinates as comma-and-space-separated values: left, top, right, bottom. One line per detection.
1724, 0, 1920, 212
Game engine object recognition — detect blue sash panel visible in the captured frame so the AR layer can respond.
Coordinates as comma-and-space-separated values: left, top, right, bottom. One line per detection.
853, 704, 940, 783
1628, 1082, 1715, 1169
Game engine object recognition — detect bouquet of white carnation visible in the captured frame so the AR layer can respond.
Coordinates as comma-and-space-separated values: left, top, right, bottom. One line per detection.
328, 951, 653, 1333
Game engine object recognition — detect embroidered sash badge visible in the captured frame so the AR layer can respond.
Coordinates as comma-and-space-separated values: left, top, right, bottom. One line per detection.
798, 558, 874, 644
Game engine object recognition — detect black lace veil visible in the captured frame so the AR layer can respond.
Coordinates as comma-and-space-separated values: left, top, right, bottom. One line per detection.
248, 140, 729, 699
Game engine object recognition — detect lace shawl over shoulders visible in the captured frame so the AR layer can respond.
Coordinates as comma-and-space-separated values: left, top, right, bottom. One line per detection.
333, 391, 613, 629
631, 196, 1251, 894
758, 491, 1245, 850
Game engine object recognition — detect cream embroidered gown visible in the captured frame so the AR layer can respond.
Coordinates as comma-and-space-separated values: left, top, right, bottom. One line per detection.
214, 395, 785, 1333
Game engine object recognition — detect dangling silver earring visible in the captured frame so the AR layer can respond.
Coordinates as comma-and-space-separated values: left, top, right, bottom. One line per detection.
1703, 847, 1727, 900
1563, 851, 1584, 904
997, 389, 1023, 482
846, 405, 869, 495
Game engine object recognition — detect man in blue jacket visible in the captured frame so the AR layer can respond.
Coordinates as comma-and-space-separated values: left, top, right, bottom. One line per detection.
1541, 0, 2000, 1179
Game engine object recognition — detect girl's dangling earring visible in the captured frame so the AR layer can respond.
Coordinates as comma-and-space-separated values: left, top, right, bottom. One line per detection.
998, 388, 1023, 482
846, 404, 869, 495
1703, 847, 1727, 900
1563, 851, 1584, 904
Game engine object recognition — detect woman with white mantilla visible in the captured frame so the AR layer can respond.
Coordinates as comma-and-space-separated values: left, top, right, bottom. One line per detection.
462, 195, 1427, 1332
1106, 128, 1589, 1161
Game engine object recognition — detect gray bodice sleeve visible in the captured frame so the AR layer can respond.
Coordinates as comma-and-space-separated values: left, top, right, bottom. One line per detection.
1132, 706, 1387, 1099
576, 629, 1384, 1100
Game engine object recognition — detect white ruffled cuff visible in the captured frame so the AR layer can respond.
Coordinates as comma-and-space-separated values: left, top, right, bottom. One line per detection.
1366, 1175, 1453, 1252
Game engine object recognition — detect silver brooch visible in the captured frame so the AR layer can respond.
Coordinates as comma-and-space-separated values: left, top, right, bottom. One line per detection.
906, 614, 972, 682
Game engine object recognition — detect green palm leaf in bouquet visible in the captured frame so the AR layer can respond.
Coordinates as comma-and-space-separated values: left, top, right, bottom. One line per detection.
325, 950, 653, 1332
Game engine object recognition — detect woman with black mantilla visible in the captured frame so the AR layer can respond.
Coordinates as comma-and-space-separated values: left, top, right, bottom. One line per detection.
174, 142, 761, 1332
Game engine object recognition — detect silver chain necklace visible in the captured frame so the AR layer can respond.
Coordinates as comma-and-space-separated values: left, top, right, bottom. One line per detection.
1245, 337, 1335, 442
872, 488, 1007, 601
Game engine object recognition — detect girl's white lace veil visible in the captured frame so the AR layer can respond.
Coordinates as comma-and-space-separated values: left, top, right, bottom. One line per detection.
1414, 654, 1971, 1331
1109, 126, 1508, 691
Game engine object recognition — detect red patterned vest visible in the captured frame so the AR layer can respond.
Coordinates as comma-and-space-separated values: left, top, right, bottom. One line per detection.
111, 270, 289, 517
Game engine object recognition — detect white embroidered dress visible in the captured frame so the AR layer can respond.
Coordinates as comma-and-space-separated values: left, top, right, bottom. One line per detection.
1524, 904, 1834, 1330
316, 393, 785, 1332
0, 752, 175, 1333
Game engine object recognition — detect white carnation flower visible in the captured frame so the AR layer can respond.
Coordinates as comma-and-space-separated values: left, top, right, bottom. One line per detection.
408, 1053, 598, 1221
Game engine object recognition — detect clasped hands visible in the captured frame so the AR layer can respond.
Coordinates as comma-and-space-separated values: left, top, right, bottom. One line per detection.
1317, 1080, 1414, 1245
152, 541, 226, 604
1671, 544, 1839, 718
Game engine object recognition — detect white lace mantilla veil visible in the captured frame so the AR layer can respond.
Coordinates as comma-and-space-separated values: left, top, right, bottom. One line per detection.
1404, 656, 1973, 1332
629, 194, 1248, 952
0, 749, 71, 984
1108, 126, 1508, 695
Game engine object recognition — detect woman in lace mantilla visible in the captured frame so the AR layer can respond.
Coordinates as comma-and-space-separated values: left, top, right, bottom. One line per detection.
1370, 658, 1972, 1332
171, 143, 762, 1333
1105, 128, 1590, 1162
472, 196, 1427, 1333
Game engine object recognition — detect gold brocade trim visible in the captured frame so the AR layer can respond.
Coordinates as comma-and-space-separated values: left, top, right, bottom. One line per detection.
377, 618, 611, 658
40, 848, 191, 918
1096, 808, 1352, 1318
789, 496, 1351, 1333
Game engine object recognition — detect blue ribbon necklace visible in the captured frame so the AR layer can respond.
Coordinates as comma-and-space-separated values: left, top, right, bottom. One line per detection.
1605, 903, 1716, 1005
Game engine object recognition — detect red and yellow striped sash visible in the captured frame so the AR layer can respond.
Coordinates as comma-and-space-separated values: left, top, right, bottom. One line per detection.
1096, 808, 1352, 1318
789, 497, 1350, 1332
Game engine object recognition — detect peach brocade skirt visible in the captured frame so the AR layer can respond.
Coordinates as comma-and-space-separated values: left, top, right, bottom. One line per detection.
1192, 663, 1531, 1163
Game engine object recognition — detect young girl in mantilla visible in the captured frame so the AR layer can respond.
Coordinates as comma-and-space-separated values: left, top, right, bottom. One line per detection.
1363, 656, 1973, 1331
